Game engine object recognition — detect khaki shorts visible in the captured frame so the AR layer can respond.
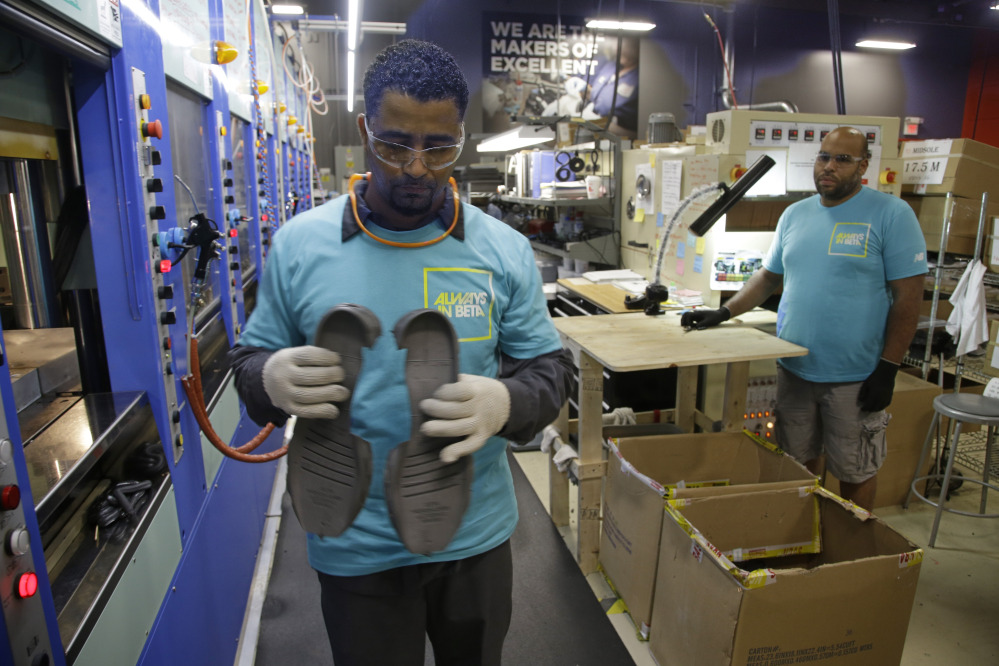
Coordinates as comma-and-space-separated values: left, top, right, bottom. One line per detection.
774, 366, 890, 484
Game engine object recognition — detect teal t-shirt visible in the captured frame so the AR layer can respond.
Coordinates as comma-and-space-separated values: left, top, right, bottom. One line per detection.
240, 195, 563, 575
763, 187, 927, 382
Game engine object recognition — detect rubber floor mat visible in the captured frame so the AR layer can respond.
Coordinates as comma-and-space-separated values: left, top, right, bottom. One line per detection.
286, 304, 380, 537
385, 309, 472, 555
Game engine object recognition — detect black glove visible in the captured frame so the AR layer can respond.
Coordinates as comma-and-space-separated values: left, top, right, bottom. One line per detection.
857, 358, 899, 412
680, 306, 731, 330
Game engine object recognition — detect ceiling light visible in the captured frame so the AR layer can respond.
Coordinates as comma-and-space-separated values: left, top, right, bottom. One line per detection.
855, 39, 916, 50
586, 19, 655, 32
347, 0, 359, 50
346, 50, 355, 112
477, 125, 555, 153
271, 4, 304, 15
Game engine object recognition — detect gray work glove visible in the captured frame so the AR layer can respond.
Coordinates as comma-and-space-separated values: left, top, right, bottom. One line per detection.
262, 346, 350, 419
419, 374, 511, 463
680, 305, 731, 330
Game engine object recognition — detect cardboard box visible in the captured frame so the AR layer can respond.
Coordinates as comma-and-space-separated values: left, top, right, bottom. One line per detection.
903, 193, 996, 256
599, 431, 817, 637
901, 138, 999, 200
823, 372, 942, 507
649, 487, 923, 666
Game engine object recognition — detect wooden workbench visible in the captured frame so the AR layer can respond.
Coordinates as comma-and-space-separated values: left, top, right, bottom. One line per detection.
551, 312, 807, 573
556, 278, 637, 314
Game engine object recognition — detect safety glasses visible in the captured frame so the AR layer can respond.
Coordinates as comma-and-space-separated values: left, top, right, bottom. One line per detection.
363, 116, 464, 170
815, 152, 866, 166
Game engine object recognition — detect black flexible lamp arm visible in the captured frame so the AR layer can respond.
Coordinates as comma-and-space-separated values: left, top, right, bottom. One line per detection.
688, 154, 776, 237
624, 154, 777, 315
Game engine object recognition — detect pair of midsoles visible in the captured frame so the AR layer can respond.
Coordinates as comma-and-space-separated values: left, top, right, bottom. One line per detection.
285, 304, 472, 555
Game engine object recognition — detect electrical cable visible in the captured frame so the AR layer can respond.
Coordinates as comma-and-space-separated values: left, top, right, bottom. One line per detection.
704, 12, 739, 109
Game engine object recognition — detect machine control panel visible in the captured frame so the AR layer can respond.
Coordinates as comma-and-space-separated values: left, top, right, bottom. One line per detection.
0, 431, 56, 666
132, 67, 183, 463
217, 109, 241, 335
744, 120, 881, 148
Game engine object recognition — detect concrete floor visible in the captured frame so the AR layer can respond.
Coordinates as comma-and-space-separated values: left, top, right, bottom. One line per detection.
512, 449, 999, 666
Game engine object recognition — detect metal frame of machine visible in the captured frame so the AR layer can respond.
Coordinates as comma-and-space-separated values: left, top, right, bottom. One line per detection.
0, 0, 317, 663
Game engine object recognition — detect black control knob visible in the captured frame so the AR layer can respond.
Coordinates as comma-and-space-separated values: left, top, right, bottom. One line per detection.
158, 285, 174, 299
228, 245, 238, 254
172, 410, 181, 424
146, 178, 164, 193
225, 160, 233, 171
223, 178, 233, 187
160, 310, 177, 325
149, 206, 166, 220
151, 150, 162, 166
229, 262, 240, 271
224, 195, 235, 204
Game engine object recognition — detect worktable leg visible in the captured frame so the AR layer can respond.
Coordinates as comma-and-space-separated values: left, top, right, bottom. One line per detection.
721, 361, 751, 432
676, 366, 697, 433
576, 351, 604, 574
550, 402, 570, 527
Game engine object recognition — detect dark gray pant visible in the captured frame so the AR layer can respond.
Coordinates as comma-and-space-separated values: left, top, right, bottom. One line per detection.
317, 540, 512, 666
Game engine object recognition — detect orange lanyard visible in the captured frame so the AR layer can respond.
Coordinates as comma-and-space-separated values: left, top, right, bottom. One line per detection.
348, 173, 460, 248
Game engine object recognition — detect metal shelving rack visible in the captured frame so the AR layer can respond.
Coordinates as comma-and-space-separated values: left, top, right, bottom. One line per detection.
495, 117, 623, 268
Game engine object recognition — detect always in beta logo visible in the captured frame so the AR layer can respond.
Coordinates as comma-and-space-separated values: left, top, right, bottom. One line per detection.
425, 268, 495, 342
828, 222, 871, 257
433, 291, 490, 318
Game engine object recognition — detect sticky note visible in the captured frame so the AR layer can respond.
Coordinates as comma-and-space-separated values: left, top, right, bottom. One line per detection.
635, 209, 645, 222
657, 212, 664, 228
687, 232, 695, 247
677, 242, 686, 258
695, 237, 706, 254
649, 155, 656, 167
676, 259, 685, 275
694, 256, 703, 273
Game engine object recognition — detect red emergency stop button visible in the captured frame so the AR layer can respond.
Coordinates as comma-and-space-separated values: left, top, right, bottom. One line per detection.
15, 571, 38, 598
142, 119, 164, 140
0, 484, 20, 510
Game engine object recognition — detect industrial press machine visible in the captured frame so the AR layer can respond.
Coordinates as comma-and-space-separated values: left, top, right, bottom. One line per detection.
0, 0, 319, 663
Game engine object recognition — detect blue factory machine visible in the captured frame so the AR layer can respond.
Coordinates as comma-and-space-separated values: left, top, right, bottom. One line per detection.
0, 0, 320, 663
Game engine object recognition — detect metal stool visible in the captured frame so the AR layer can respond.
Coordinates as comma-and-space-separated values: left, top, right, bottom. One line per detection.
905, 392, 999, 546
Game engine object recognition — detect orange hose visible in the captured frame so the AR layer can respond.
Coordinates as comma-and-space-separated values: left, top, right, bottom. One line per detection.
182, 337, 287, 463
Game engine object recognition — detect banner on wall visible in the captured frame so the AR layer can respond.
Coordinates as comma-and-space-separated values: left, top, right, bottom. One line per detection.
482, 12, 640, 139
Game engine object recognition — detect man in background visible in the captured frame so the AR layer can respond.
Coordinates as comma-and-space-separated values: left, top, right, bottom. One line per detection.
682, 127, 927, 509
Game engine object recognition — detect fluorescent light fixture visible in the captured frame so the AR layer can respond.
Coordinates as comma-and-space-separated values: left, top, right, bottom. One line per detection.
992, 2, 999, 9
271, 4, 304, 15
346, 50, 355, 112
586, 19, 655, 32
347, 0, 359, 50
477, 125, 555, 153
855, 39, 916, 50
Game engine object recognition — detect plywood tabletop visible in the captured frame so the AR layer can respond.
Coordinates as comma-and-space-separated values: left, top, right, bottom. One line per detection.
553, 312, 807, 372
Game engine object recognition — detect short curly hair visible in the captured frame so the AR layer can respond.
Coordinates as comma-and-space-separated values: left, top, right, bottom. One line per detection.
362, 40, 469, 120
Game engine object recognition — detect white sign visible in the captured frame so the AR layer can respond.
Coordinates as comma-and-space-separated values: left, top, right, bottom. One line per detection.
901, 139, 954, 159
660, 159, 683, 221
745, 149, 787, 197
901, 157, 948, 185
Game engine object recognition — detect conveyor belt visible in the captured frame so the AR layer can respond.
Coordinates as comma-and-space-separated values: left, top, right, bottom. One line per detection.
254, 450, 635, 665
